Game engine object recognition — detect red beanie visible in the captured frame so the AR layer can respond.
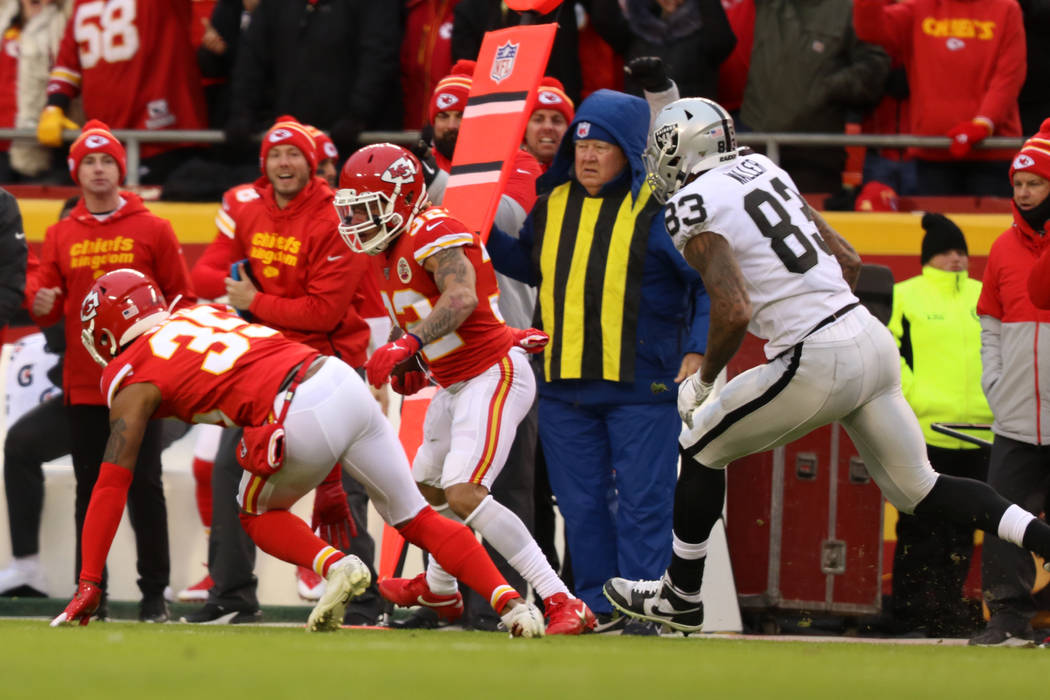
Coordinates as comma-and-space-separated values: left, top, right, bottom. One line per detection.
534, 77, 574, 123
67, 120, 126, 185
429, 59, 475, 123
305, 125, 338, 165
259, 115, 318, 175
1010, 118, 1050, 183
854, 181, 899, 212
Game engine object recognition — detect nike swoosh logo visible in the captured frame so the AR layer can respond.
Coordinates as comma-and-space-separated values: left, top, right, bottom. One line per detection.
417, 595, 459, 607
516, 169, 530, 175
425, 221, 441, 231
327, 255, 343, 261
14, 232, 24, 239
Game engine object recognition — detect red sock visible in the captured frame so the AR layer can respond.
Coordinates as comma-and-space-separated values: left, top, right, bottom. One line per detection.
80, 462, 133, 584
191, 457, 213, 528
398, 506, 518, 613
239, 510, 344, 576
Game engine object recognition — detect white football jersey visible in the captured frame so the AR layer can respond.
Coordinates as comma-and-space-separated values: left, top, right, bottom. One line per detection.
665, 153, 858, 358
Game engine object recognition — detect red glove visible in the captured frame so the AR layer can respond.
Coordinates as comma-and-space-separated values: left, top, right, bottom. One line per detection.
365, 332, 422, 388
947, 119, 992, 159
50, 579, 102, 627
311, 465, 355, 550
391, 368, 430, 396
510, 327, 549, 354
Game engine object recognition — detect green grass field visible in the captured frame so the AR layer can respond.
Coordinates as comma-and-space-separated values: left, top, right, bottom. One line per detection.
0, 619, 1047, 700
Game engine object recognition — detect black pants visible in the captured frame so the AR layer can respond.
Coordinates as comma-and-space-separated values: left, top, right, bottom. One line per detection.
980, 434, 1050, 628
4, 395, 70, 557
206, 427, 259, 610
892, 444, 988, 634
67, 404, 169, 597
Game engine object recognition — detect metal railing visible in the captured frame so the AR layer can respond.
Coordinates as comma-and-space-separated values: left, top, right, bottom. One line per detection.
0, 127, 1026, 188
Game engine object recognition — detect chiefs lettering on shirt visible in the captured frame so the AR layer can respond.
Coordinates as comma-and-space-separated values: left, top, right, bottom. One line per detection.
374, 206, 514, 387
47, 0, 207, 159
102, 304, 317, 426
190, 176, 370, 365
31, 194, 194, 405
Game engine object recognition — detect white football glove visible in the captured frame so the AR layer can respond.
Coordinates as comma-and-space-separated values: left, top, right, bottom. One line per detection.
678, 372, 714, 429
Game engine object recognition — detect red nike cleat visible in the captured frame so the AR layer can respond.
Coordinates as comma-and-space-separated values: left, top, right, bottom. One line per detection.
378, 573, 463, 622
543, 592, 597, 635
176, 572, 214, 602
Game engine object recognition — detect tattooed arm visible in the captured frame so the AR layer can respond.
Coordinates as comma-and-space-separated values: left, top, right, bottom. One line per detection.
804, 203, 862, 290
415, 247, 479, 344
682, 231, 752, 384
102, 383, 163, 470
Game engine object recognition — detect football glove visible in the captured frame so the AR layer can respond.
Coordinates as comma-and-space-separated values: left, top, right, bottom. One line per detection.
510, 327, 549, 354
946, 119, 992, 159
311, 466, 355, 551
37, 106, 79, 147
365, 332, 422, 388
51, 579, 102, 627
678, 372, 714, 429
625, 56, 672, 92
391, 368, 430, 396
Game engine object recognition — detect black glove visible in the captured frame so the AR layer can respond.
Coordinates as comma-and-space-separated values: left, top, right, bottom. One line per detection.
625, 56, 672, 92
330, 118, 365, 159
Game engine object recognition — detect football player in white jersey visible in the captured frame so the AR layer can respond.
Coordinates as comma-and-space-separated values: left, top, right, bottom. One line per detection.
603, 98, 1050, 637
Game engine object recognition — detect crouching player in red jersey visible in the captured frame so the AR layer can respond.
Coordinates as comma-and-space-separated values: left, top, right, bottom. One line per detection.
51, 269, 544, 637
336, 144, 596, 635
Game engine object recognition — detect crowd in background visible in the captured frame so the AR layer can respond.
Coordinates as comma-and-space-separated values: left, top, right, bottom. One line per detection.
0, 0, 1047, 201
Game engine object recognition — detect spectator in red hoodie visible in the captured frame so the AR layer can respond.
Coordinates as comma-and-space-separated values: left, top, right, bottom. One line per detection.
854, 0, 1026, 196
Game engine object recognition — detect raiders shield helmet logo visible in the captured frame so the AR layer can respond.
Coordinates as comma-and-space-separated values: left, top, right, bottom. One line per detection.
653, 123, 678, 155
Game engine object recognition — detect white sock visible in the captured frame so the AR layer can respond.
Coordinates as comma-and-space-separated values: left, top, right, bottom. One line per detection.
466, 495, 568, 600
998, 504, 1036, 546
424, 503, 462, 596
672, 533, 708, 560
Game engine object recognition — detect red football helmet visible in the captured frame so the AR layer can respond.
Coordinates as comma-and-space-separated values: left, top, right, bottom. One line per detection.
80, 269, 170, 367
335, 143, 428, 255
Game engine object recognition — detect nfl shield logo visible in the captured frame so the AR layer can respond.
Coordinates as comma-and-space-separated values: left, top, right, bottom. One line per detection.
491, 41, 519, 83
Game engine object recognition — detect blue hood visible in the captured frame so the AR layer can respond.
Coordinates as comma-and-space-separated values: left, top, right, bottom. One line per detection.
537, 89, 650, 199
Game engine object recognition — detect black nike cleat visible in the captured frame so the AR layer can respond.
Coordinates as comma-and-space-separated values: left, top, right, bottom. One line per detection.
603, 575, 704, 633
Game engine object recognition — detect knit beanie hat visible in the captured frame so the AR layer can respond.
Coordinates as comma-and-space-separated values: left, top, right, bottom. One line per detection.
259, 115, 318, 175
68, 120, 126, 185
920, 212, 968, 265
572, 120, 615, 145
1009, 117, 1050, 183
429, 59, 475, 123
535, 76, 574, 123
305, 125, 338, 164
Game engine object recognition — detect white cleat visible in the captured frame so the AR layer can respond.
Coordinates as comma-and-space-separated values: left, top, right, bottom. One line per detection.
500, 601, 545, 638
306, 556, 370, 632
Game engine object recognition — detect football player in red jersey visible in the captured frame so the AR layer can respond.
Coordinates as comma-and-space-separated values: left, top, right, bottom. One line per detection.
51, 269, 545, 637
335, 144, 596, 635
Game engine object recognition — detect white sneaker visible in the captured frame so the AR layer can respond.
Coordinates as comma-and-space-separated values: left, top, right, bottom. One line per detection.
306, 556, 370, 632
499, 601, 545, 638
0, 557, 47, 596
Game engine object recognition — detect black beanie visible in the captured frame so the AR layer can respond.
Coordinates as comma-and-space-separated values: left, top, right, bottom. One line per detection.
920, 212, 968, 265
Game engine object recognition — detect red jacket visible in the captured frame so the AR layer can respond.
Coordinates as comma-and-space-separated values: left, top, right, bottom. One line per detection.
1029, 240, 1050, 310
31, 194, 195, 404
853, 0, 1025, 161
401, 0, 461, 129
206, 176, 370, 366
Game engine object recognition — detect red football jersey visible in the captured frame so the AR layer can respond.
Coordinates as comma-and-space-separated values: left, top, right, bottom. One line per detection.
48, 0, 207, 159
190, 182, 262, 299
374, 206, 513, 386
101, 304, 318, 426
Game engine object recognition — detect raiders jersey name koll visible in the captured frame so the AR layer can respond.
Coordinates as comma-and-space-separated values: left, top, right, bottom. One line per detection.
663, 153, 858, 358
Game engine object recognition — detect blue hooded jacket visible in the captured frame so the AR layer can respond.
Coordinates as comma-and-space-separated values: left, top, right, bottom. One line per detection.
487, 89, 709, 405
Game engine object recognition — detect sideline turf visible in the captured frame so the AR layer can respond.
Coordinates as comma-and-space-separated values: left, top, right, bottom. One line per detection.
0, 619, 1046, 699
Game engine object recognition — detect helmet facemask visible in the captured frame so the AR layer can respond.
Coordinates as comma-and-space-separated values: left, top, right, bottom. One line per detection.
335, 186, 408, 255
